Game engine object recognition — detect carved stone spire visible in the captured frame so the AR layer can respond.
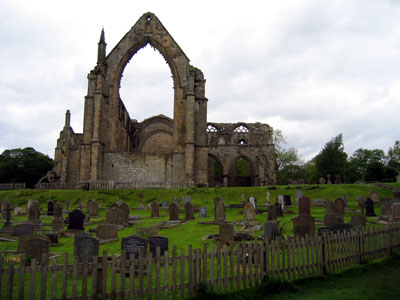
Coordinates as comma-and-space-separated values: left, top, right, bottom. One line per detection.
65, 110, 71, 127
97, 28, 106, 65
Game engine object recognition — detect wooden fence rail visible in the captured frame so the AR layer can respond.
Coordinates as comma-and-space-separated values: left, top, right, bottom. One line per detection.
0, 183, 25, 190
35, 181, 193, 190
1, 224, 400, 299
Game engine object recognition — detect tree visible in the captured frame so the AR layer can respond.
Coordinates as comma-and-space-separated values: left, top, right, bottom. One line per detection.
387, 140, 400, 171
348, 148, 386, 182
0, 147, 54, 188
314, 134, 348, 181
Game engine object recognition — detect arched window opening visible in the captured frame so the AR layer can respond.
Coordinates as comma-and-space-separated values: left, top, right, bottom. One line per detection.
228, 156, 253, 187
238, 139, 247, 145
236, 158, 250, 177
208, 155, 223, 187
119, 44, 173, 122
207, 124, 218, 133
234, 125, 249, 133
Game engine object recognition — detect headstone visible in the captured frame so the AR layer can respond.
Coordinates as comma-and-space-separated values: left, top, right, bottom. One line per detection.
54, 202, 63, 218
151, 201, 160, 218
2, 200, 12, 230
293, 215, 315, 238
106, 207, 122, 225
264, 221, 279, 240
27, 199, 34, 211
17, 234, 50, 262
275, 201, 283, 217
121, 235, 148, 259
64, 200, 70, 213
219, 223, 234, 243
169, 202, 179, 221
318, 224, 352, 235
365, 198, 376, 217
28, 200, 42, 230
199, 207, 208, 218
335, 175, 342, 184
391, 203, 400, 222
267, 204, 277, 220
68, 209, 85, 231
327, 174, 332, 184
119, 202, 130, 224
173, 197, 180, 207
319, 177, 326, 184
136, 227, 159, 237
380, 199, 392, 219
14, 207, 23, 215
357, 196, 366, 215
161, 200, 168, 209
243, 202, 256, 221
96, 224, 118, 240
311, 198, 325, 206
295, 191, 304, 205
46, 232, 59, 245
47, 200, 54, 216
52, 202, 64, 232
184, 201, 195, 221
298, 197, 311, 216
265, 192, 271, 206
1, 199, 9, 219
324, 200, 343, 226
149, 236, 168, 257
241, 193, 246, 203
277, 195, 285, 213
283, 195, 291, 206
370, 191, 380, 203
182, 196, 191, 207
13, 223, 34, 236
342, 194, 348, 207
74, 233, 99, 262
393, 191, 400, 203
214, 197, 226, 222
88, 199, 99, 217
248, 196, 257, 210
335, 198, 345, 217
351, 215, 366, 231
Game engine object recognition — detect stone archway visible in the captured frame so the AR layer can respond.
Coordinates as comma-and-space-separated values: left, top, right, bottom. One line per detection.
227, 155, 255, 187
208, 154, 224, 187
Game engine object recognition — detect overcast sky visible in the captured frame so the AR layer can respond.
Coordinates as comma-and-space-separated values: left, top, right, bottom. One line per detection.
1, 0, 400, 161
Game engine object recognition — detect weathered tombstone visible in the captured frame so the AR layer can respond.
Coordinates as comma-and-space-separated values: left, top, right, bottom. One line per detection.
264, 221, 279, 240
319, 177, 326, 184
393, 191, 400, 203
214, 197, 226, 222
182, 196, 191, 207
199, 207, 208, 217
136, 226, 159, 237
241, 193, 246, 203
169, 202, 179, 221
27, 199, 34, 211
13, 223, 34, 236
283, 195, 291, 206
391, 203, 400, 222
96, 224, 118, 241
380, 198, 392, 219
275, 201, 283, 217
267, 204, 277, 220
64, 200, 70, 213
184, 201, 195, 221
54, 202, 63, 218
2, 200, 12, 231
173, 197, 180, 207
14, 207, 23, 216
119, 202, 130, 225
335, 175, 342, 184
327, 174, 332, 184
28, 200, 42, 230
324, 200, 343, 226
1, 199, 9, 219
265, 192, 271, 206
52, 201, 64, 232
151, 201, 160, 218
351, 215, 366, 231
318, 224, 353, 235
277, 195, 285, 213
298, 197, 311, 216
121, 235, 148, 259
74, 234, 99, 262
219, 223, 234, 243
335, 198, 345, 217
295, 190, 304, 205
357, 196, 366, 215
161, 200, 168, 209
17, 234, 50, 262
88, 199, 99, 217
311, 198, 325, 206
243, 202, 256, 221
248, 196, 257, 210
293, 215, 315, 238
365, 198, 376, 217
47, 200, 54, 216
149, 236, 168, 257
342, 194, 349, 207
46, 233, 59, 246
370, 191, 380, 203
106, 207, 122, 225
67, 209, 85, 231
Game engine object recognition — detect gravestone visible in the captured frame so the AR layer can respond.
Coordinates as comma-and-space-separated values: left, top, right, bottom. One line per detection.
391, 203, 400, 222
243, 202, 256, 221
342, 194, 349, 207
88, 199, 99, 217
52, 202, 64, 232
27, 199, 34, 211
2, 200, 12, 231
96, 224, 118, 241
119, 202, 130, 225
54, 202, 63, 218
17, 234, 50, 262
393, 191, 400, 203
365, 198, 376, 217
264, 221, 279, 240
312, 198, 325, 206
318, 224, 352, 235
319, 177, 326, 184
219, 223, 234, 243
335, 198, 345, 217
335, 175, 342, 184
47, 200, 54, 216
351, 215, 366, 231
173, 197, 180, 207
356, 196, 366, 215
149, 236, 168, 257
64, 200, 70, 213
265, 192, 271, 206
298, 197, 311, 216
151, 201, 160, 218
214, 197, 226, 222
161, 200, 168, 209
275, 201, 283, 217
370, 191, 380, 203
184, 201, 195, 221
241, 193, 246, 203
277, 195, 286, 213
136, 226, 159, 237
28, 200, 42, 230
1, 199, 9, 219
14, 207, 23, 216
283, 195, 291, 206
248, 196, 257, 210
380, 199, 392, 219
46, 232, 59, 245
67, 209, 85, 231
13, 223, 34, 236
169, 202, 179, 221
295, 191, 304, 205
324, 200, 343, 226
327, 174, 332, 184
267, 204, 277, 221
121, 235, 148, 259
293, 215, 315, 238
106, 207, 122, 225
199, 207, 208, 217
74, 234, 99, 262
182, 196, 191, 207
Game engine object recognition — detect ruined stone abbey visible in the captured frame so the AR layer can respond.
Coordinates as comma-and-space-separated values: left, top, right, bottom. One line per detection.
45, 13, 276, 188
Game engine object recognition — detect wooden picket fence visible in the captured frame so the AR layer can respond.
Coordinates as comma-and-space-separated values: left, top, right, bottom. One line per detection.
1, 224, 400, 299
0, 183, 26, 190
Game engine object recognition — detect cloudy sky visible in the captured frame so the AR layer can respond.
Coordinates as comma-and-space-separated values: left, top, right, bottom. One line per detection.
1, 0, 400, 161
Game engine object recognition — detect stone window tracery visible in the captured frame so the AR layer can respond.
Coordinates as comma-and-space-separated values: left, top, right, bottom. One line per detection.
234, 125, 249, 133
207, 124, 218, 133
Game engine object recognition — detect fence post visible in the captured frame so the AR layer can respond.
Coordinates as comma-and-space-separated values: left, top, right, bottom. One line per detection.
358, 230, 363, 265
321, 234, 327, 275
262, 240, 268, 283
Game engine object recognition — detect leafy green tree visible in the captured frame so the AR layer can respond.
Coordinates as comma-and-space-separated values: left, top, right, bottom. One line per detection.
387, 140, 400, 171
0, 147, 54, 188
314, 134, 348, 181
348, 148, 386, 182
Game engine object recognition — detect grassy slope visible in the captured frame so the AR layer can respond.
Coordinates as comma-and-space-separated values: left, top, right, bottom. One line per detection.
0, 183, 399, 255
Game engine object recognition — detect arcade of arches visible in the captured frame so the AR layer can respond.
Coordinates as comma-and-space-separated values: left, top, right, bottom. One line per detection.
48, 13, 276, 188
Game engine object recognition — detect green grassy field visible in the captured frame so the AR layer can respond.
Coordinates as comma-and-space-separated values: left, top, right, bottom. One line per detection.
0, 183, 398, 256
